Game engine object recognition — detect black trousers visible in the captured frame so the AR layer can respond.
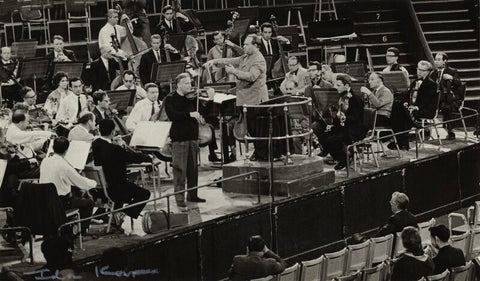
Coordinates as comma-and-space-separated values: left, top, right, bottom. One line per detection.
59, 194, 94, 232
111, 182, 150, 219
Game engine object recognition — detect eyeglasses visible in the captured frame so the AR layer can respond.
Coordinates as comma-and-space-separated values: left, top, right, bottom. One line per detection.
25, 95, 36, 99
385, 54, 396, 57
417, 68, 429, 72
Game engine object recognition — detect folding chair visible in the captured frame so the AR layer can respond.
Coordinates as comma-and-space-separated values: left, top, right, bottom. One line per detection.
360, 262, 387, 281
66, 0, 96, 43
346, 240, 370, 273
418, 218, 436, 246
278, 263, 300, 281
368, 234, 394, 267
419, 91, 442, 146
454, 83, 479, 140
334, 270, 361, 281
324, 247, 348, 280
469, 227, 480, 259
300, 256, 325, 281
450, 232, 471, 261
393, 232, 405, 258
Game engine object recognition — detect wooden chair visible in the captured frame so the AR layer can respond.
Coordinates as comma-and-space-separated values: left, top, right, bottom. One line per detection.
278, 263, 300, 281
450, 260, 473, 281
360, 262, 386, 281
393, 232, 405, 258
368, 234, 394, 267
426, 269, 449, 281
251, 276, 275, 281
324, 247, 348, 280
346, 240, 370, 273
300, 256, 325, 281
451, 231, 472, 261
334, 270, 361, 281
66, 0, 96, 43
418, 218, 436, 246
469, 227, 480, 258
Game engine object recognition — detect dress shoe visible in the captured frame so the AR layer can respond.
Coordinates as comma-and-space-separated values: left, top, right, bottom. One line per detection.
187, 196, 206, 203
324, 158, 336, 165
445, 132, 456, 140
208, 154, 221, 162
177, 201, 187, 208
334, 161, 346, 170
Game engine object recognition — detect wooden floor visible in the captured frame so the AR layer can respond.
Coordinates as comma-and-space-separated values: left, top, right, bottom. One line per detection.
1, 127, 479, 272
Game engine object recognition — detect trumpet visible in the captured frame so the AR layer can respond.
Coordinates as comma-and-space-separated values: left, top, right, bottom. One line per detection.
53, 52, 72, 62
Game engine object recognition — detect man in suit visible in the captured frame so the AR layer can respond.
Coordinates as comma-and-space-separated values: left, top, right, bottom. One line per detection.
228, 235, 286, 281
405, 60, 438, 121
56, 77, 89, 124
92, 119, 151, 222
279, 56, 309, 95
0, 46, 21, 106
88, 46, 124, 92
138, 34, 179, 85
92, 90, 113, 126
258, 22, 291, 78
376, 192, 417, 237
429, 224, 466, 274
154, 5, 193, 35
46, 35, 77, 63
430, 52, 462, 140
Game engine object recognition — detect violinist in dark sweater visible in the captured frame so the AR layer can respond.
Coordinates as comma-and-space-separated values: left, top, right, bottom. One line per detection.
164, 73, 206, 209
429, 224, 465, 274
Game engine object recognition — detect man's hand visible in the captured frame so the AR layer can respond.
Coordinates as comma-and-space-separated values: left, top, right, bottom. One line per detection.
120, 14, 130, 22
176, 12, 189, 21
276, 35, 290, 44
360, 86, 372, 96
164, 43, 177, 52
442, 73, 453, 81
225, 64, 235, 74
224, 39, 234, 47
403, 102, 409, 108
190, 111, 202, 122
28, 158, 38, 166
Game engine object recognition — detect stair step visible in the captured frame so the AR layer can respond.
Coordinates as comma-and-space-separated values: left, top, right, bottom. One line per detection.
417, 11, 470, 22
449, 58, 480, 63
463, 77, 480, 82
355, 9, 398, 13
421, 19, 470, 25
362, 31, 401, 36
416, 9, 468, 15
435, 49, 479, 54
429, 39, 476, 44
424, 29, 474, 35
413, 0, 464, 3
355, 20, 400, 25
458, 68, 480, 72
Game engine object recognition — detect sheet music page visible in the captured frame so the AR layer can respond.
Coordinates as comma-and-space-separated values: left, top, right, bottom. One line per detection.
65, 141, 91, 170
0, 159, 7, 188
130, 121, 172, 148
213, 93, 236, 104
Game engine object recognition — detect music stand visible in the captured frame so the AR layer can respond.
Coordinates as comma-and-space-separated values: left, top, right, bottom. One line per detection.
277, 25, 300, 51
350, 80, 366, 96
106, 89, 136, 113
381, 71, 410, 94
229, 18, 250, 45
53, 61, 86, 78
151, 61, 187, 91
166, 33, 187, 52
17, 58, 49, 92
332, 61, 367, 81
311, 88, 339, 114
11, 40, 38, 59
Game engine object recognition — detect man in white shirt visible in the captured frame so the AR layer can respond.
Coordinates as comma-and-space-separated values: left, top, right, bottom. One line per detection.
68, 112, 96, 142
56, 77, 88, 124
40, 137, 96, 234
125, 83, 160, 131
116, 70, 147, 100
98, 9, 129, 59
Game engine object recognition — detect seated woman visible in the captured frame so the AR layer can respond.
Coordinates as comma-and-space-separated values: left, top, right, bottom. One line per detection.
43, 72, 73, 119
391, 226, 435, 280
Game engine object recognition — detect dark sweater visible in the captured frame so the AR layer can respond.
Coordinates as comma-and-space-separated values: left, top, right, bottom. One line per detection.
433, 245, 465, 274
391, 254, 435, 281
164, 92, 198, 142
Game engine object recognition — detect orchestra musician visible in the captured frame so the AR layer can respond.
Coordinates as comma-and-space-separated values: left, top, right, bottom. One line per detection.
164, 73, 206, 208
92, 90, 113, 126
44, 72, 72, 118
98, 9, 129, 59
307, 61, 334, 89
68, 112, 96, 142
46, 35, 77, 65
139, 34, 172, 85
19, 86, 38, 111
121, 0, 151, 46
88, 46, 126, 92
317, 74, 365, 170
55, 77, 89, 124
204, 34, 268, 161
206, 31, 244, 82
258, 22, 291, 57
115, 70, 147, 100
125, 83, 160, 131
155, 5, 193, 35
279, 56, 309, 95
0, 46, 21, 106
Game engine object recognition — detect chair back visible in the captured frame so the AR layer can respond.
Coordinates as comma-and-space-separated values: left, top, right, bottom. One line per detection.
346, 240, 370, 272
300, 256, 325, 281
393, 232, 405, 258
451, 231, 471, 260
450, 260, 472, 281
87, 41, 101, 61
369, 234, 394, 266
361, 262, 386, 281
469, 227, 480, 258
418, 218, 436, 245
426, 269, 449, 281
363, 108, 377, 138
324, 247, 348, 279
334, 270, 360, 281
251, 276, 275, 281
83, 165, 112, 202
20, 7, 43, 21
278, 263, 300, 281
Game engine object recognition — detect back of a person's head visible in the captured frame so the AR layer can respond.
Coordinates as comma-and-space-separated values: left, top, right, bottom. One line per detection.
429, 224, 450, 243
392, 191, 409, 210
99, 119, 115, 137
11, 112, 26, 124
101, 247, 128, 271
53, 136, 70, 155
41, 236, 73, 270
401, 226, 424, 256
247, 235, 266, 252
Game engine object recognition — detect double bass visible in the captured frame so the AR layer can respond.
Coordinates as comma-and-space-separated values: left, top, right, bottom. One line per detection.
270, 15, 289, 79
219, 11, 240, 82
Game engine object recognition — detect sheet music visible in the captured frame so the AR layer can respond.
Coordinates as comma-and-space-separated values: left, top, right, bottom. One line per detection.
130, 121, 171, 149
213, 93, 236, 104
46, 140, 91, 170
0, 159, 7, 188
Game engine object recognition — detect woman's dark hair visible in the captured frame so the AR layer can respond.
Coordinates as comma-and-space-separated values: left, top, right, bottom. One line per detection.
401, 226, 424, 256
53, 71, 69, 89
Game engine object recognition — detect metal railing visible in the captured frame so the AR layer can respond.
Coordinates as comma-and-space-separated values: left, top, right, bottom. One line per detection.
58, 171, 261, 236
346, 112, 479, 178
0, 207, 34, 264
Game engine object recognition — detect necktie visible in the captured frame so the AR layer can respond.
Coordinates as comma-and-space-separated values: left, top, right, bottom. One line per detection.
150, 102, 155, 118
77, 96, 82, 118
156, 50, 161, 62
412, 80, 421, 104
268, 41, 273, 55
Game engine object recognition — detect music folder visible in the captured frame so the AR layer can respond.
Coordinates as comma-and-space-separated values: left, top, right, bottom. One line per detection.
46, 140, 91, 170
130, 121, 171, 149
381, 71, 410, 94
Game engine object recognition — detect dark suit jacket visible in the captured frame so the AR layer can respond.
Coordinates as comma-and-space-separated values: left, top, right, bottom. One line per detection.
407, 77, 438, 119
331, 90, 365, 143
45, 49, 77, 63
429, 67, 462, 111
155, 19, 193, 35
87, 58, 122, 92
92, 107, 112, 126
376, 209, 418, 237
139, 49, 160, 85
391, 254, 435, 281
258, 39, 291, 57
433, 245, 466, 274
91, 138, 150, 200
228, 251, 286, 281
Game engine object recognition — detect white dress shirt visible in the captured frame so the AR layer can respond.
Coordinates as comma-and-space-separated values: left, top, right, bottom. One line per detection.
5, 123, 52, 145
40, 154, 97, 196
98, 23, 126, 50
56, 93, 88, 123
261, 38, 273, 55
116, 84, 147, 99
125, 98, 160, 131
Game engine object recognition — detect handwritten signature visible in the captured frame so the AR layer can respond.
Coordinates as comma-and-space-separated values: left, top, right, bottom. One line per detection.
95, 266, 160, 278
23, 269, 82, 280
24, 266, 160, 280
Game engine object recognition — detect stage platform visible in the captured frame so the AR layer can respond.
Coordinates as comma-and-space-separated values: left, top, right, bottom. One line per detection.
2, 129, 480, 281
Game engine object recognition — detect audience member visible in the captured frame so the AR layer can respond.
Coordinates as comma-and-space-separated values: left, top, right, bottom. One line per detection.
376, 192, 417, 237
391, 227, 435, 280
228, 235, 286, 281
429, 224, 465, 274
